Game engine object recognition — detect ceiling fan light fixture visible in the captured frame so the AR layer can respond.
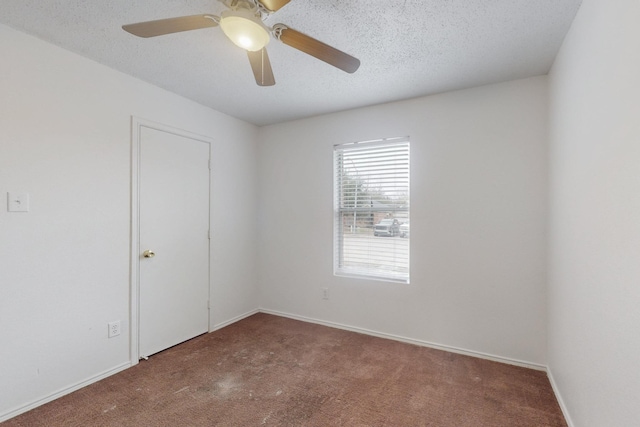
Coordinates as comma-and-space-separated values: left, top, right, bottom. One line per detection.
220, 9, 270, 52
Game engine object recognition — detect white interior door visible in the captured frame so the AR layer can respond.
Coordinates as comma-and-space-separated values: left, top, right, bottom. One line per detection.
138, 125, 210, 358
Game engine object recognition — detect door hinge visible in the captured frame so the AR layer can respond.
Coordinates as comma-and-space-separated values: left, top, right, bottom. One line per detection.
207, 300, 210, 309
208, 159, 211, 170
208, 230, 211, 239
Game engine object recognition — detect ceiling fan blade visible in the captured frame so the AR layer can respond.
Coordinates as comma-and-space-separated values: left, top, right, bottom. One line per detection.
122, 15, 218, 38
247, 48, 276, 86
257, 0, 291, 12
277, 27, 360, 73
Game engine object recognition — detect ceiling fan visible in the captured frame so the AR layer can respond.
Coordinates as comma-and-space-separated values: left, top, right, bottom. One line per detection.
122, 0, 360, 86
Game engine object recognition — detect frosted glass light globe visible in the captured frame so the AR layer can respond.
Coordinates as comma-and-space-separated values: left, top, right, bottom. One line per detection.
220, 10, 270, 52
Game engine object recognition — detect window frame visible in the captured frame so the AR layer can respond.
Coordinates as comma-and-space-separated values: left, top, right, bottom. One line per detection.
333, 137, 410, 284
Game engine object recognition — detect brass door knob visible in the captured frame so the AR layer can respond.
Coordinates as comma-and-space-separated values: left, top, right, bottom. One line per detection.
143, 250, 155, 258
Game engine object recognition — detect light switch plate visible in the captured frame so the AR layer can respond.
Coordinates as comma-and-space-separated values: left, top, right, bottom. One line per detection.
8, 192, 29, 212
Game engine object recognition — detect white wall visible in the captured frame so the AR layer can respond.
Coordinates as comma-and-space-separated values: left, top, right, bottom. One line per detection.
547, 0, 640, 425
257, 76, 549, 366
0, 24, 259, 420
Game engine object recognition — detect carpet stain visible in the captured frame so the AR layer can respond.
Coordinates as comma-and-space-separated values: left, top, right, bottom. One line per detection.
173, 386, 190, 394
213, 375, 242, 398
101, 405, 117, 413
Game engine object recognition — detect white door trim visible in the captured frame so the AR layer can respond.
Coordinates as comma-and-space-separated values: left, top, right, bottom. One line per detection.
129, 116, 213, 365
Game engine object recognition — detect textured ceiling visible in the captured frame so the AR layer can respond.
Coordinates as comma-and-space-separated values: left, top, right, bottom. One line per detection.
0, 0, 582, 126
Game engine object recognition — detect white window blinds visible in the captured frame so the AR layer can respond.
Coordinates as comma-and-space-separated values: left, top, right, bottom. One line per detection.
334, 137, 410, 283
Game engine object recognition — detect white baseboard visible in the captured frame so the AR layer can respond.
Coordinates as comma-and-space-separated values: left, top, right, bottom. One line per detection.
547, 367, 574, 427
210, 308, 259, 332
259, 308, 547, 371
0, 362, 131, 423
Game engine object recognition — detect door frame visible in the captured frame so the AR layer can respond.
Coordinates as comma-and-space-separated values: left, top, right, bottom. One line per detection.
129, 116, 213, 365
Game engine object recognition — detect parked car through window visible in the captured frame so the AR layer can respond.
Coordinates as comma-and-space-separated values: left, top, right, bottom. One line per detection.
374, 219, 400, 237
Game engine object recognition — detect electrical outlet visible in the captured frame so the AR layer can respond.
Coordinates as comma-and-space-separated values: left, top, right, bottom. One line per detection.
108, 321, 121, 338
322, 287, 329, 300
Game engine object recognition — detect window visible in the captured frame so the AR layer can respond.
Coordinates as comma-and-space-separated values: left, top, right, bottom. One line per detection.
334, 137, 410, 283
